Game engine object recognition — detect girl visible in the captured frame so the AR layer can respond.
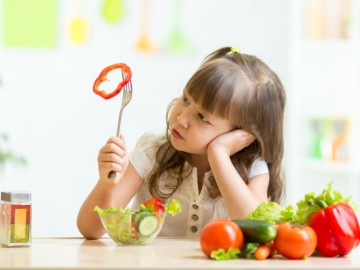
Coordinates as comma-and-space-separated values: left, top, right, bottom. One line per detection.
77, 46, 286, 238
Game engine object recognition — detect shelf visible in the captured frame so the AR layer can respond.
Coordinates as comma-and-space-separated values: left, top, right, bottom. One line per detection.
299, 39, 360, 52
287, 0, 360, 203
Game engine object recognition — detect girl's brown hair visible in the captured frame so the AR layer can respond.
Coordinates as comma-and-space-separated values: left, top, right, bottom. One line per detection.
147, 47, 286, 203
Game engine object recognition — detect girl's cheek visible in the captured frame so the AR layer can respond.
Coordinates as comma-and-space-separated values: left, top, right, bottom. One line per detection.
168, 110, 177, 123
170, 106, 183, 121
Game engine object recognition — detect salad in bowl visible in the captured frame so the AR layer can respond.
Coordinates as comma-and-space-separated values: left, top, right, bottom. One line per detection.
94, 198, 181, 245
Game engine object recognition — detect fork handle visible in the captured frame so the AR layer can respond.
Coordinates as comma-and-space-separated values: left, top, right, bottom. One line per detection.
108, 108, 125, 180
115, 107, 125, 137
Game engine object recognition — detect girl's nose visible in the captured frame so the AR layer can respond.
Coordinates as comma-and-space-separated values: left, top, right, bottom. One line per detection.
176, 110, 189, 129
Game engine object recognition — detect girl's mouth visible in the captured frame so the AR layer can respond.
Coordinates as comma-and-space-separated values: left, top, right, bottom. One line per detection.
171, 128, 184, 139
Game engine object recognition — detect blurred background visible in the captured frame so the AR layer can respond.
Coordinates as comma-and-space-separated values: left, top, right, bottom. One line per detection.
0, 0, 359, 236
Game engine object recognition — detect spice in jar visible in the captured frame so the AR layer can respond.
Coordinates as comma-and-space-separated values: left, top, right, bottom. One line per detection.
0, 191, 31, 247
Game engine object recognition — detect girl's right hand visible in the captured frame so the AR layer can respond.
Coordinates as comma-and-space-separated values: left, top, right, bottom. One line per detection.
97, 134, 129, 184
208, 128, 255, 157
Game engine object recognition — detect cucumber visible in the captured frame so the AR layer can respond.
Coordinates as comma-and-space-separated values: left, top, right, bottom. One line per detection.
233, 219, 277, 244
136, 212, 159, 237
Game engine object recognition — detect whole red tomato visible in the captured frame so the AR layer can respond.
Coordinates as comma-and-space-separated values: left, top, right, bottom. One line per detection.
274, 222, 317, 259
200, 219, 244, 258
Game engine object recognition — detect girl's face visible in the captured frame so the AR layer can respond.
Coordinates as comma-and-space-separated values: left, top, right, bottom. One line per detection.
168, 91, 235, 155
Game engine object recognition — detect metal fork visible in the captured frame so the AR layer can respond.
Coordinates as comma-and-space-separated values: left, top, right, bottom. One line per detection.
108, 71, 133, 180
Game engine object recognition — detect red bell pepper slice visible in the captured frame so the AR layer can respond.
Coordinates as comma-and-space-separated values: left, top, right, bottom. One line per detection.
144, 198, 165, 213
308, 201, 360, 257
93, 63, 132, 100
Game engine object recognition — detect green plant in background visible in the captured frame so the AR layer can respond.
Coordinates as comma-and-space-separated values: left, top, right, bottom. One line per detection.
0, 77, 26, 170
0, 132, 26, 169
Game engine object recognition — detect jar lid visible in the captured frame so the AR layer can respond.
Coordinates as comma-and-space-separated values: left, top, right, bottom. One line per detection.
1, 191, 31, 202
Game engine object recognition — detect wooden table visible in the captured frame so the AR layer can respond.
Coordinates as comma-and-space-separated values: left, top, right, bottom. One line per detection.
0, 237, 359, 269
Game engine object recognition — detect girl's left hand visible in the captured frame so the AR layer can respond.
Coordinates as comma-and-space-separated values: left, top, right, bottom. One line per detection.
208, 129, 256, 156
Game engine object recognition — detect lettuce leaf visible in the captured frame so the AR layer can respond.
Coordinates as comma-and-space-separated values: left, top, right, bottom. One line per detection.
245, 181, 357, 226
292, 182, 356, 224
165, 199, 182, 216
94, 205, 134, 216
210, 248, 241, 260
245, 201, 293, 224
94, 206, 136, 243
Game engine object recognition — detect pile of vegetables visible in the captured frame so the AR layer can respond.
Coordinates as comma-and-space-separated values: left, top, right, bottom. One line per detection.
200, 182, 360, 260
95, 198, 181, 244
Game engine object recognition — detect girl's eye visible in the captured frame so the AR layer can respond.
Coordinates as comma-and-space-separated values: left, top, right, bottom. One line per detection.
182, 95, 190, 104
198, 113, 209, 123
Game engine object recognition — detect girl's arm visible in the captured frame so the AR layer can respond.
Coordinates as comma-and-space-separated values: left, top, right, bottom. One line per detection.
207, 129, 269, 219
77, 135, 144, 239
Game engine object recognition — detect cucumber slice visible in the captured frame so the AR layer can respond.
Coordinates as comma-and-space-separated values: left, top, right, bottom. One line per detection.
137, 213, 159, 237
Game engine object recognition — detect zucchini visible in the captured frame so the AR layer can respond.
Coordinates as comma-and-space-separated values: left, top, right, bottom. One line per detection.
136, 212, 159, 237
233, 219, 277, 244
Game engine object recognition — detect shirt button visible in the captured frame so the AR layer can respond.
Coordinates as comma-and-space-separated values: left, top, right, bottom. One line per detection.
191, 215, 199, 221
192, 204, 199, 210
191, 226, 198, 233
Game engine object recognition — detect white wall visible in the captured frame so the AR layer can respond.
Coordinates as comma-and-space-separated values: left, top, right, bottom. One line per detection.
0, 0, 290, 236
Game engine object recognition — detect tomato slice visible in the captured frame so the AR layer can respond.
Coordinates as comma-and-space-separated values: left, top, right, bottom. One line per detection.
144, 198, 165, 213
130, 221, 139, 239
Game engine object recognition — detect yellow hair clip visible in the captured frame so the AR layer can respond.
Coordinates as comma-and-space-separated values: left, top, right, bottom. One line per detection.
230, 47, 239, 53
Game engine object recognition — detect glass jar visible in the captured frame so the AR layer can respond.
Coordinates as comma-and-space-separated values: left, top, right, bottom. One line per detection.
0, 191, 31, 247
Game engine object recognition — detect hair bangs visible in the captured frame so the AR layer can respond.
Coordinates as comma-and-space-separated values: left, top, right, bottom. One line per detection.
185, 60, 243, 120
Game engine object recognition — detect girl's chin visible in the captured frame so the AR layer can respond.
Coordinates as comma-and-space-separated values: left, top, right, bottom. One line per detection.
170, 137, 191, 153
170, 139, 206, 155
170, 137, 182, 150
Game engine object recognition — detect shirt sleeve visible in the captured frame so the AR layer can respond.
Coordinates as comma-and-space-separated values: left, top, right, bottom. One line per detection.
249, 159, 269, 178
129, 132, 162, 180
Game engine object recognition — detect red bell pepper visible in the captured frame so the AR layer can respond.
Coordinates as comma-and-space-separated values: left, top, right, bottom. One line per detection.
93, 63, 132, 100
144, 198, 165, 213
308, 200, 360, 257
